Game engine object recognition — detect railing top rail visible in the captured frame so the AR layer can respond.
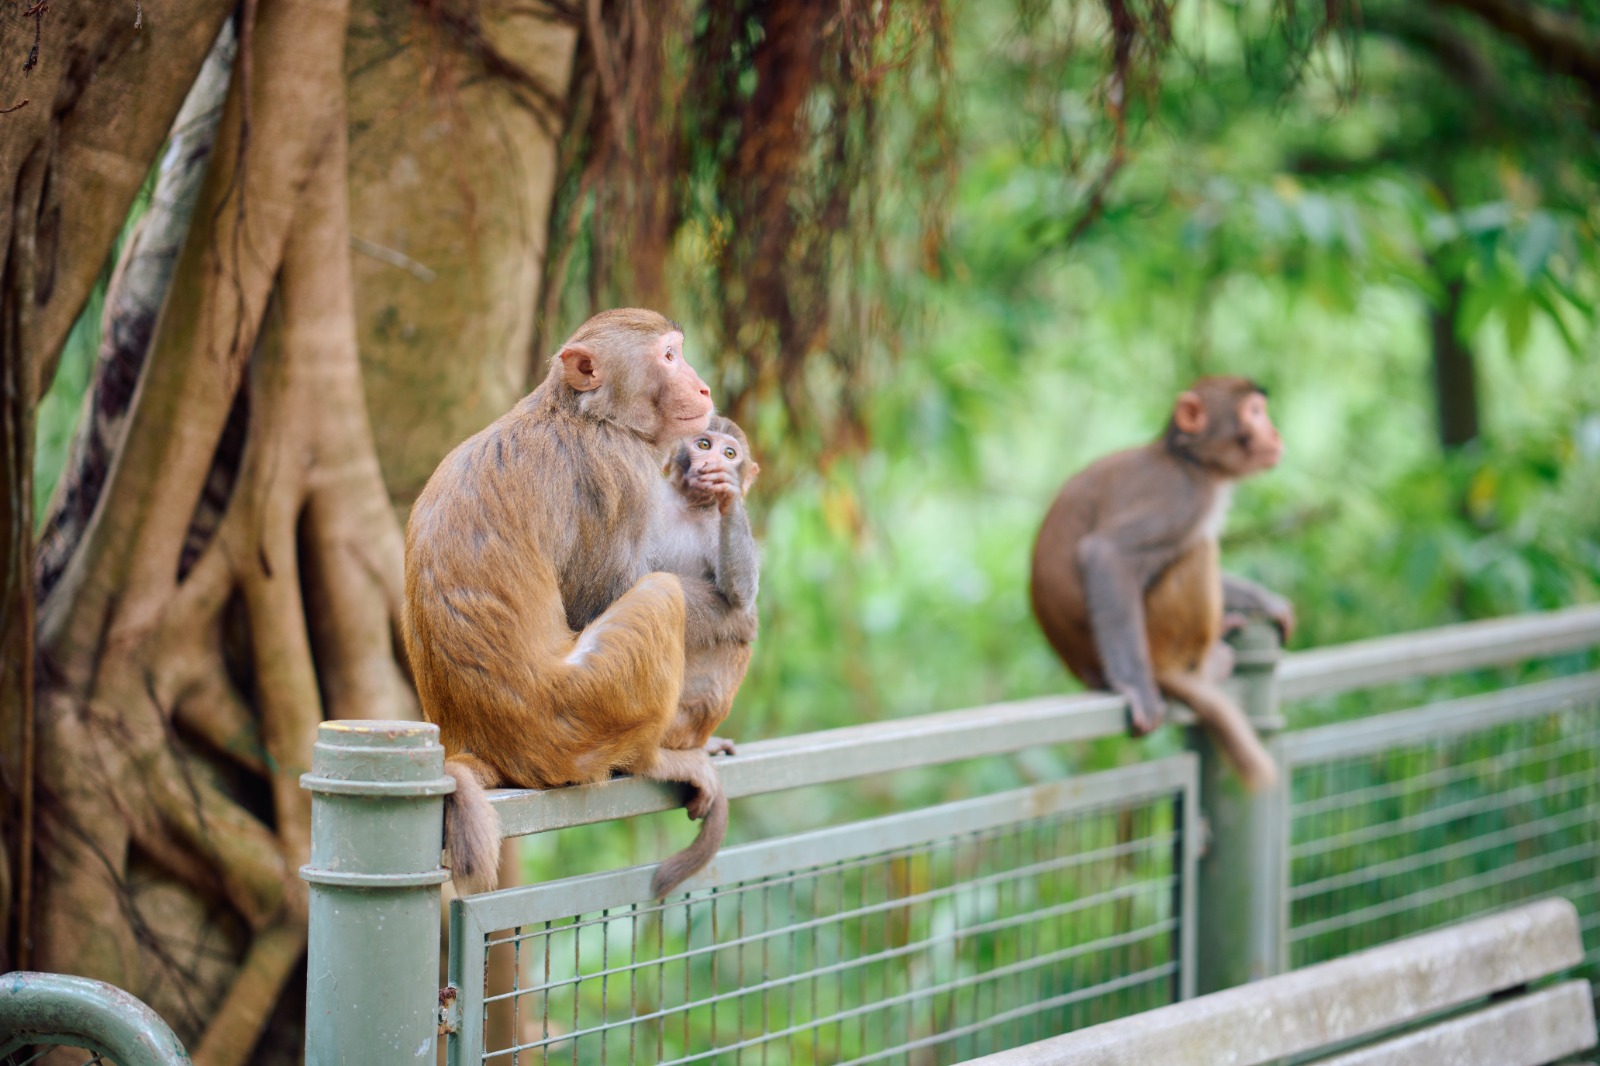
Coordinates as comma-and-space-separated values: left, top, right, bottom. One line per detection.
1277, 602, 1600, 702
489, 605, 1600, 841
492, 689, 1128, 838
471, 756, 1195, 925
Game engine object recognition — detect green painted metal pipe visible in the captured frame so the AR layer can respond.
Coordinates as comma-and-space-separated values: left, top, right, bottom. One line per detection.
0, 970, 191, 1064
1193, 621, 1288, 993
301, 720, 454, 1065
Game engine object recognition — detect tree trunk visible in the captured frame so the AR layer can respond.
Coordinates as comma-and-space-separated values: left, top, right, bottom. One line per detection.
11, 1, 577, 1061
346, 0, 577, 506
1430, 272, 1481, 450
1, 0, 234, 975
0, 0, 236, 401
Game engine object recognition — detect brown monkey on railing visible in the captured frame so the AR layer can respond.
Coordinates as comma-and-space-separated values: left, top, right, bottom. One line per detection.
1030, 376, 1295, 791
404, 308, 716, 895
645, 415, 761, 896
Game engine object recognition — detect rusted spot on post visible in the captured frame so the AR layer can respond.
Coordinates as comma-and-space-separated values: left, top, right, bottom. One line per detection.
438, 985, 459, 1036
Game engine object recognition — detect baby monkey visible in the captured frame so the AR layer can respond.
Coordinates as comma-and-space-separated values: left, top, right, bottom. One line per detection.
646, 415, 761, 895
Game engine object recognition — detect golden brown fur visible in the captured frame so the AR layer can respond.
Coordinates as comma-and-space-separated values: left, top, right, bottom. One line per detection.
405, 308, 716, 894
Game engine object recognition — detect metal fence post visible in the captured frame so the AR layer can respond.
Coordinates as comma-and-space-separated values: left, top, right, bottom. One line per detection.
1192, 620, 1287, 993
300, 721, 455, 1064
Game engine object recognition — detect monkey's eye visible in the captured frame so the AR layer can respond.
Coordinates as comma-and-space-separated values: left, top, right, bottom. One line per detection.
664, 346, 677, 362
724, 447, 737, 459
696, 438, 712, 450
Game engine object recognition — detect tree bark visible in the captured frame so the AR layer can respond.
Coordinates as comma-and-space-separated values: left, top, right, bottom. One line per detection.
346, 0, 578, 507
1, 0, 233, 981
13, 1, 579, 1060
0, 0, 235, 401
27, 0, 364, 1059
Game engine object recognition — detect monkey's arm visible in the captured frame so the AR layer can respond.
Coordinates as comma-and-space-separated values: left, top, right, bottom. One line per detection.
1076, 533, 1167, 734
1221, 572, 1295, 642
715, 502, 759, 611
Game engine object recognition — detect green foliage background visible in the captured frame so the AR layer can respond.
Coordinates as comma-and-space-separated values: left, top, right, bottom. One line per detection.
33, 1, 1600, 877
730, 0, 1600, 743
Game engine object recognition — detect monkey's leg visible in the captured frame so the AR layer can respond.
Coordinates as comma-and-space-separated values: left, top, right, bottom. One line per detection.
645, 746, 729, 897
1157, 671, 1279, 792
1203, 639, 1236, 682
661, 683, 735, 750
534, 572, 687, 780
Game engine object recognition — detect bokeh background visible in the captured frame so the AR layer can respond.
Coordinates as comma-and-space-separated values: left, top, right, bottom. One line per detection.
4, 0, 1597, 1060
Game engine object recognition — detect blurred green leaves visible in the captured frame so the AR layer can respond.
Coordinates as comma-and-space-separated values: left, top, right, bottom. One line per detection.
730, 0, 1600, 751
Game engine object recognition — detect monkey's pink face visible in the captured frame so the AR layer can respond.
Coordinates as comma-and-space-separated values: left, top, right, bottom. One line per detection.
655, 330, 715, 440
1236, 393, 1283, 473
678, 429, 753, 508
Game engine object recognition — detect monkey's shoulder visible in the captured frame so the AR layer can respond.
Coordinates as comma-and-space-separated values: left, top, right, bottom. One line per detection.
1038, 447, 1220, 561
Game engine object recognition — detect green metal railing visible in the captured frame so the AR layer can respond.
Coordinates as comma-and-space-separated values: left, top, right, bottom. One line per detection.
291, 604, 1600, 1065
7, 611, 1594, 1062
0, 971, 191, 1065
1282, 673, 1600, 974
447, 760, 1199, 1065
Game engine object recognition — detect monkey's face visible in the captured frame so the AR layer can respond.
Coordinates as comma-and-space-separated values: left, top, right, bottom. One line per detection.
649, 330, 716, 442
1171, 380, 1283, 478
672, 425, 758, 511
1227, 391, 1282, 474
559, 323, 714, 444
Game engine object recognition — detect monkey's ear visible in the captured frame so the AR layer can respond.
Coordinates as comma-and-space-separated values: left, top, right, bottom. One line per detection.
558, 344, 603, 392
743, 460, 761, 493
1173, 391, 1207, 435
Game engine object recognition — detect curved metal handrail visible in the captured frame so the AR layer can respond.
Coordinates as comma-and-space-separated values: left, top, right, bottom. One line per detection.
0, 971, 191, 1065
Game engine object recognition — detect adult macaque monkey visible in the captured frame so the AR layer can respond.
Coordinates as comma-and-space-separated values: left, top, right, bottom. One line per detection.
645, 414, 761, 895
404, 308, 718, 896
1030, 377, 1295, 791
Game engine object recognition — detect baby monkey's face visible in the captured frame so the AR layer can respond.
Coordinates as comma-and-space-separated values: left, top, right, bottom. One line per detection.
670, 418, 757, 514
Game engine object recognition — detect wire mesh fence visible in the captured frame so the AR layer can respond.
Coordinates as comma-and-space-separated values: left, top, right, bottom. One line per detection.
293, 610, 1600, 1063
1281, 672, 1600, 981
447, 759, 1198, 1066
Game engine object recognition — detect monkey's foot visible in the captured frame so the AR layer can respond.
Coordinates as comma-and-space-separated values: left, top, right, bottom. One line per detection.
647, 747, 725, 820
686, 780, 721, 819
1117, 684, 1166, 737
705, 736, 737, 756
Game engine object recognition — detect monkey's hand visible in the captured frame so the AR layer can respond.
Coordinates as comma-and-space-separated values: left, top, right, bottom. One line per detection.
704, 736, 736, 756
1116, 683, 1166, 737
1222, 575, 1296, 644
1264, 595, 1297, 644
688, 467, 741, 514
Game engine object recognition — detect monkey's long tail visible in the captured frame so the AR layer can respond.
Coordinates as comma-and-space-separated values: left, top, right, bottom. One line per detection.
1157, 671, 1280, 792
650, 790, 729, 899
444, 756, 504, 896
